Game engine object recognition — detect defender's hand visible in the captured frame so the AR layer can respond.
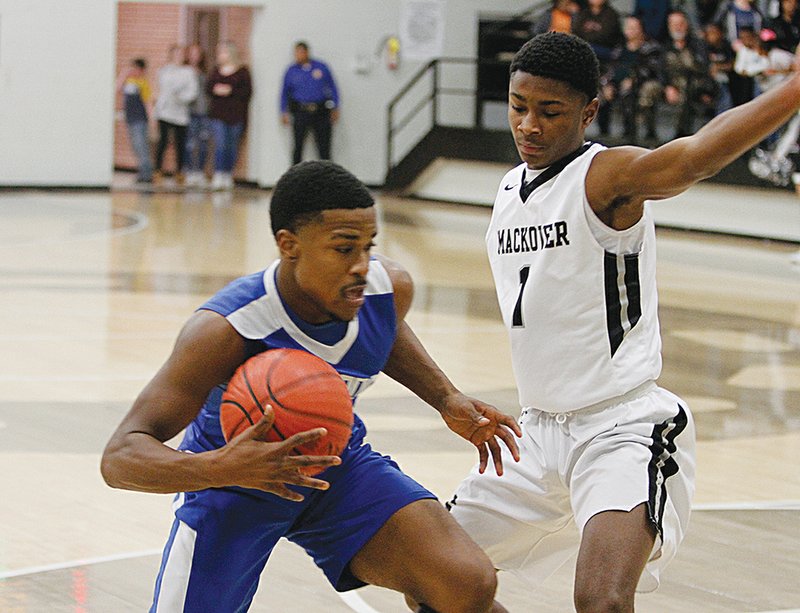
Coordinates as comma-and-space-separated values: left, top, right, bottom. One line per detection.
440, 394, 522, 476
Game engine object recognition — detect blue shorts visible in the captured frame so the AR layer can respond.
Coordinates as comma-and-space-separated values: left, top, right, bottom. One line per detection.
150, 435, 436, 612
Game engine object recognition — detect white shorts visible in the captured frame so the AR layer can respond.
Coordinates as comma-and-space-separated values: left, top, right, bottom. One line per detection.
449, 382, 696, 592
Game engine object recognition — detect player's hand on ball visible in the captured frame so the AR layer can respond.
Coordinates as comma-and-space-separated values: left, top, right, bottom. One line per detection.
220, 408, 341, 501
439, 394, 522, 476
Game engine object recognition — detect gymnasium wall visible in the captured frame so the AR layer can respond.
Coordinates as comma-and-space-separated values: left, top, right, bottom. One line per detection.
0, 0, 117, 187
0, 0, 532, 188
249, 0, 535, 186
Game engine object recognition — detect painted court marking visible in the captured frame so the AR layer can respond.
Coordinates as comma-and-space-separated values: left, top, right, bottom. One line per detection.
337, 591, 384, 613
1, 501, 797, 613
0, 549, 162, 580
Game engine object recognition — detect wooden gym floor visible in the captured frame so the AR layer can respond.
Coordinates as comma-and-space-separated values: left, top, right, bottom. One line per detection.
0, 178, 798, 612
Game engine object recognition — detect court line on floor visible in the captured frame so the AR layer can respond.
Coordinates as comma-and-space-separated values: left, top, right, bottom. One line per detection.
0, 548, 385, 613
693, 500, 800, 511
1, 500, 798, 581
337, 591, 383, 613
1, 209, 149, 249
0, 374, 151, 382
2, 547, 797, 613
0, 548, 162, 580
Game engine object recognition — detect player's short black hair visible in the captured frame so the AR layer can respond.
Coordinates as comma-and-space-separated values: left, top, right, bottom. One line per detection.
295, 41, 309, 51
510, 32, 599, 101
270, 161, 374, 235
132, 58, 146, 69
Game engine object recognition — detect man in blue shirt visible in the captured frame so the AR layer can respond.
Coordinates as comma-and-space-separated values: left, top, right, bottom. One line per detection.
281, 41, 340, 165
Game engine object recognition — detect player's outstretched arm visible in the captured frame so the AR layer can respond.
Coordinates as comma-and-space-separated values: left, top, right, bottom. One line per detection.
587, 71, 800, 229
100, 310, 340, 499
376, 255, 522, 474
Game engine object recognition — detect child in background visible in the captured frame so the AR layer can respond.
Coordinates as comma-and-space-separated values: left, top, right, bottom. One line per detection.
117, 58, 153, 184
184, 44, 212, 188
704, 23, 735, 115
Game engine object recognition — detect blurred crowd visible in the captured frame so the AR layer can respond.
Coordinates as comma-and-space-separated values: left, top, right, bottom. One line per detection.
117, 41, 252, 190
533, 0, 800, 143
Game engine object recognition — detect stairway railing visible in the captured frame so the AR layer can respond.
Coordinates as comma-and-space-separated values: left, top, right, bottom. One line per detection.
385, 2, 550, 183
385, 57, 476, 182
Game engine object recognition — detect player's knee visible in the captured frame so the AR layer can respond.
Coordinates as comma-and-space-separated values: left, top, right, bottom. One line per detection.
464, 564, 497, 609
574, 585, 630, 613
439, 560, 497, 612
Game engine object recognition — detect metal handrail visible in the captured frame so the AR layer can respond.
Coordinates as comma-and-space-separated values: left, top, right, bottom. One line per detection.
386, 57, 476, 181
384, 3, 551, 182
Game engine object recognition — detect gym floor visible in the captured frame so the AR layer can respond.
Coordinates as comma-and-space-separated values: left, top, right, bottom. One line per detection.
0, 176, 798, 612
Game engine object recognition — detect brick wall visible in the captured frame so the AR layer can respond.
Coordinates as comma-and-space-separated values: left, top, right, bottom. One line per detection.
115, 3, 253, 179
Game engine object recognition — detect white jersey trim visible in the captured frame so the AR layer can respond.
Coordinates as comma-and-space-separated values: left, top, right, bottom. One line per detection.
227, 259, 394, 365
226, 293, 279, 341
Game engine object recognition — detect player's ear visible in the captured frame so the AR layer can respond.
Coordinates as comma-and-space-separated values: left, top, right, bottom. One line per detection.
582, 98, 599, 127
276, 229, 300, 262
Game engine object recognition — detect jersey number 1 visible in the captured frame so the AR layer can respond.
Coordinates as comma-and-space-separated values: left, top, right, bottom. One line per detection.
512, 265, 530, 328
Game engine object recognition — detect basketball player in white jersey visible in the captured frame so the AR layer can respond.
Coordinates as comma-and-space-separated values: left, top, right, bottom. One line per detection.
441, 32, 800, 611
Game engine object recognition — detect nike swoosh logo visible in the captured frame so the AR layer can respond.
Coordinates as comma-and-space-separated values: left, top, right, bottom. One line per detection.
504, 184, 517, 191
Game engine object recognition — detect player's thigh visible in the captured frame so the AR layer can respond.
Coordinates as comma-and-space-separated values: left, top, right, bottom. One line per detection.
349, 498, 496, 599
574, 503, 656, 606
571, 391, 694, 529
570, 391, 695, 592
286, 441, 436, 592
448, 416, 578, 586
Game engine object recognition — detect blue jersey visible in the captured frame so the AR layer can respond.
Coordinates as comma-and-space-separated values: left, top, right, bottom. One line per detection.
280, 59, 339, 112
152, 258, 437, 607
178, 258, 396, 454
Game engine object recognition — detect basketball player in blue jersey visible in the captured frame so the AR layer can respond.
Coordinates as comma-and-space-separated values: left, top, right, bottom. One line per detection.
101, 160, 521, 613
442, 32, 800, 612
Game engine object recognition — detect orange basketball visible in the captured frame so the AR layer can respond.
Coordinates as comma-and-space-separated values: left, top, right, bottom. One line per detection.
220, 348, 353, 473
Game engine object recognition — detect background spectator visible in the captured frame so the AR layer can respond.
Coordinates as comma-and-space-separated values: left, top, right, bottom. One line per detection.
635, 0, 671, 41
184, 44, 211, 188
704, 22, 736, 114
698, 0, 724, 26
207, 41, 253, 191
532, 0, 580, 35
758, 28, 797, 83
117, 58, 153, 184
733, 26, 770, 94
672, 0, 703, 32
572, 0, 625, 134
736, 27, 796, 149
572, 0, 625, 62
663, 10, 716, 138
714, 0, 764, 43
767, 0, 800, 50
280, 41, 340, 165
153, 45, 198, 186
714, 0, 764, 104
602, 14, 665, 142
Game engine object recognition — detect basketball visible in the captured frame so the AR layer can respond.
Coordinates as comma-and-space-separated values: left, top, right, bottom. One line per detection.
220, 348, 353, 472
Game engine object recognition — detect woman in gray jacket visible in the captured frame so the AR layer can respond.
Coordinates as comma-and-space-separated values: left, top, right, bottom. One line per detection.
153, 44, 198, 185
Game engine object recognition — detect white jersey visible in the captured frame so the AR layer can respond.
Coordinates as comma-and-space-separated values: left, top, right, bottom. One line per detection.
487, 143, 662, 412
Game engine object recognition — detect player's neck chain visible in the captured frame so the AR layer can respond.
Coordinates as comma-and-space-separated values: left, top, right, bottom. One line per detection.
520, 142, 593, 202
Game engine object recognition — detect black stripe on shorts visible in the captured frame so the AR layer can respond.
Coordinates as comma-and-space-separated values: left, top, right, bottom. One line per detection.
646, 404, 689, 535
